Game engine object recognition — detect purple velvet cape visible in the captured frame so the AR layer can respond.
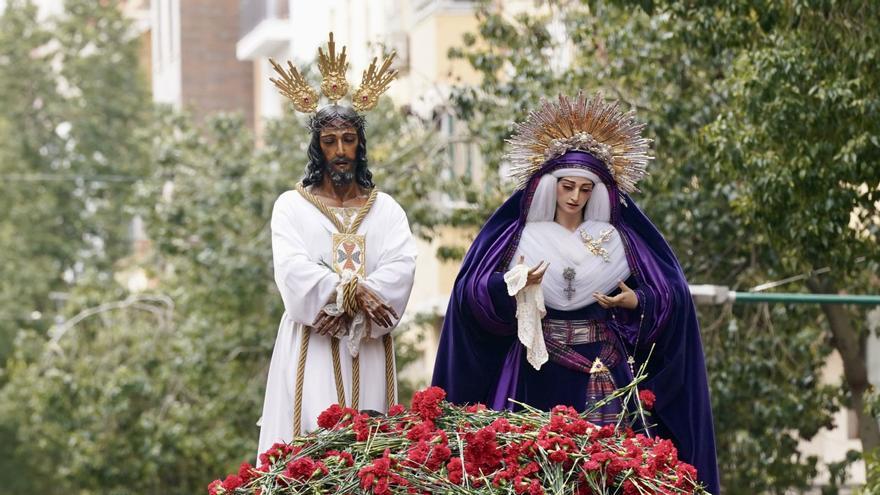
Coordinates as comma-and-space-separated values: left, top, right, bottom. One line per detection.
431, 151, 720, 493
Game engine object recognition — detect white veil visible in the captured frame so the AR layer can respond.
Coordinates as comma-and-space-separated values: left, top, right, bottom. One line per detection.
525, 168, 611, 223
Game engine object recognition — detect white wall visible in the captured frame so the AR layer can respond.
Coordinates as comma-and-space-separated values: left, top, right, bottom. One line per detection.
150, 0, 181, 107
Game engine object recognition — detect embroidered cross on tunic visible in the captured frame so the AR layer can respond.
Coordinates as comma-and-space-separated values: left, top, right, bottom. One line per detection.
330, 207, 366, 277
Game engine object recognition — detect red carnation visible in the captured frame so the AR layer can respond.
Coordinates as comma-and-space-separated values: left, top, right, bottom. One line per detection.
548, 449, 569, 464
463, 426, 503, 473
317, 403, 345, 428
237, 462, 257, 483
674, 462, 699, 488
211, 384, 702, 495
528, 478, 545, 495
606, 457, 630, 477
411, 386, 446, 422
446, 457, 464, 485
491, 417, 515, 433
592, 424, 616, 440
323, 450, 355, 467
512, 462, 541, 494
537, 425, 577, 466
220, 474, 243, 492
638, 389, 656, 410
504, 439, 537, 465
623, 479, 640, 495
404, 440, 452, 471
283, 457, 328, 481
652, 438, 678, 467
406, 420, 437, 442
353, 412, 373, 441
258, 442, 301, 467
317, 403, 359, 429
358, 449, 407, 495
550, 404, 578, 417
207, 479, 222, 495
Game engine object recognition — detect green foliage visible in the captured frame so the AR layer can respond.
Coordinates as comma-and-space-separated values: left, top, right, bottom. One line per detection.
0, 0, 151, 489
863, 448, 880, 494
0, 294, 209, 494
0, 0, 151, 361
822, 449, 862, 495
693, 1, 880, 275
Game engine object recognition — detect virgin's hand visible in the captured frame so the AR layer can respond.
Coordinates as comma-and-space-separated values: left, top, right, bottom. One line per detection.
520, 256, 549, 287
593, 281, 639, 310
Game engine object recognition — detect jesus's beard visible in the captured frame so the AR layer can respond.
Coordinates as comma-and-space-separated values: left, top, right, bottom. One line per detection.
329, 170, 355, 187
327, 158, 356, 186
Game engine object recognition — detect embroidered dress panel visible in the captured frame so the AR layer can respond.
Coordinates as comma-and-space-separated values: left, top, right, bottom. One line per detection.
329, 206, 359, 231
542, 318, 610, 346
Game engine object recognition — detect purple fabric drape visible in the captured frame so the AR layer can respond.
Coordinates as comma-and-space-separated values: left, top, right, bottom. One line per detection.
431, 151, 720, 493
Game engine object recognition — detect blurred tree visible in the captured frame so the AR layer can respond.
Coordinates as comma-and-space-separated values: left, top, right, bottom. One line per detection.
0, 0, 151, 489
674, 0, 880, 455
442, 0, 877, 492
0, 0, 151, 362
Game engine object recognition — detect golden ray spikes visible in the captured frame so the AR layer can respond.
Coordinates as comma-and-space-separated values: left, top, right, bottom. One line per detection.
317, 32, 350, 102
352, 52, 398, 112
505, 91, 653, 194
268, 58, 319, 113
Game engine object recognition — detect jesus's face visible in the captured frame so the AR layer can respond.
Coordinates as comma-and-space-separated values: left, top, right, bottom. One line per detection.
556, 176, 594, 216
319, 124, 359, 186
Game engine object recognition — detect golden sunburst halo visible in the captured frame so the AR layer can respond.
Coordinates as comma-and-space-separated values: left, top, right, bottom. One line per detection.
505, 92, 653, 194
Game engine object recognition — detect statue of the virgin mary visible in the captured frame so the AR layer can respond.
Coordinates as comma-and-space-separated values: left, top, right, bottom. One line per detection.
432, 92, 719, 493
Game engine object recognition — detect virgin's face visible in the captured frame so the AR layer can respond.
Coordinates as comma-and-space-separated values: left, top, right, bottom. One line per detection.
556, 177, 594, 215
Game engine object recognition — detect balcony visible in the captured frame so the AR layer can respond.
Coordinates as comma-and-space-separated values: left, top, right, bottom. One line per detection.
237, 0, 290, 60
414, 0, 475, 23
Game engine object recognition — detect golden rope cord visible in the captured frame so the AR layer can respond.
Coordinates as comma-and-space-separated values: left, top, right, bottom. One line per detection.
294, 183, 377, 234
330, 338, 346, 405
352, 355, 361, 409
292, 327, 312, 435
342, 276, 360, 316
383, 334, 395, 409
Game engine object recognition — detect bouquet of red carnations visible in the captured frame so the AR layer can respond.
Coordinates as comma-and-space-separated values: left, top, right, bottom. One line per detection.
208, 384, 705, 495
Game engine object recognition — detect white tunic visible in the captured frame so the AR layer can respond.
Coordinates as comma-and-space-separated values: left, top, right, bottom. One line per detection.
257, 189, 417, 457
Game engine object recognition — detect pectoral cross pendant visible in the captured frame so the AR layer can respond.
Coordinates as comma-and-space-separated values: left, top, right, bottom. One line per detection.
563, 267, 576, 300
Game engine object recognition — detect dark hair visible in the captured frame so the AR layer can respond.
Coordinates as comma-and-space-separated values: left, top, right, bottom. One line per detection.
302, 105, 374, 189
